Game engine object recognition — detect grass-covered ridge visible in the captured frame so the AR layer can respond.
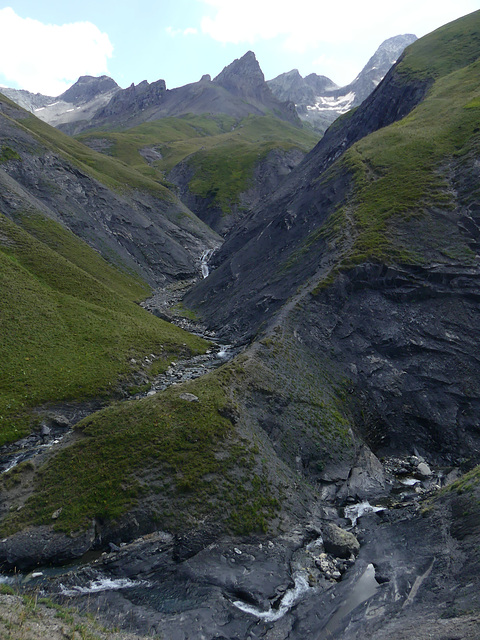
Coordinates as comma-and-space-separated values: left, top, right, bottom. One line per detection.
1, 368, 280, 537
309, 27, 480, 280
397, 9, 480, 81
0, 211, 208, 445
78, 113, 319, 212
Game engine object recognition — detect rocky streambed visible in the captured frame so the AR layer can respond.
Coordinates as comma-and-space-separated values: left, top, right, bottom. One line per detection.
3, 447, 478, 640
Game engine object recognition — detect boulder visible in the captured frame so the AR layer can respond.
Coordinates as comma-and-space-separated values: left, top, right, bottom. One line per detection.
0, 524, 95, 570
322, 523, 360, 559
338, 446, 386, 502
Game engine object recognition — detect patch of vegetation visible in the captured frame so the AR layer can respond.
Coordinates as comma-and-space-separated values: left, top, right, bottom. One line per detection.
0, 591, 133, 640
13, 211, 150, 300
0, 146, 21, 163
1, 368, 279, 536
170, 302, 199, 321
0, 212, 208, 445
444, 465, 480, 495
1, 461, 34, 490
78, 113, 319, 213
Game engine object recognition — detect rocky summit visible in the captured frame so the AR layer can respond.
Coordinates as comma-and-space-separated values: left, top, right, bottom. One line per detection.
0, 9, 480, 640
268, 34, 418, 133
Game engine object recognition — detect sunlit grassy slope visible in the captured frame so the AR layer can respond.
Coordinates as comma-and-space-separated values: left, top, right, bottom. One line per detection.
78, 113, 319, 212
0, 212, 208, 445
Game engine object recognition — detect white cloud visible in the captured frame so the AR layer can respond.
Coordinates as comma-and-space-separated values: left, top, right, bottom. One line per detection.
166, 26, 198, 37
0, 7, 113, 95
198, 0, 479, 52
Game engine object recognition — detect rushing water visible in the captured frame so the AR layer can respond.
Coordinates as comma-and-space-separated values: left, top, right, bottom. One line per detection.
232, 572, 312, 622
60, 576, 149, 597
344, 501, 385, 527
200, 249, 212, 278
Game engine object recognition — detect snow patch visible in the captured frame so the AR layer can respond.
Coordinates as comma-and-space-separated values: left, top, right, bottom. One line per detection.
307, 91, 356, 114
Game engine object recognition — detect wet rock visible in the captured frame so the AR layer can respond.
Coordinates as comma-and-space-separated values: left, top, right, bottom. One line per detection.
322, 522, 360, 559
0, 524, 95, 570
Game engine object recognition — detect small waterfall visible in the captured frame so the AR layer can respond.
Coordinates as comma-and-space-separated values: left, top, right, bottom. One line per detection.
200, 249, 212, 278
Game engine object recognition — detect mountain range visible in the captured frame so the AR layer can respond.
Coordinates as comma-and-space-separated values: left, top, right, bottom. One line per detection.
2, 35, 415, 136
0, 10, 479, 640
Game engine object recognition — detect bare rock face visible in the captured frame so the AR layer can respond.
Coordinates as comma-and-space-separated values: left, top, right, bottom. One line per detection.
213, 51, 269, 101
93, 78, 167, 121
58, 75, 119, 104
0, 525, 95, 570
338, 446, 387, 501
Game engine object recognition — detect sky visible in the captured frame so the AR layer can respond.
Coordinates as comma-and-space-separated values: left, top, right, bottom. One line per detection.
0, 0, 478, 96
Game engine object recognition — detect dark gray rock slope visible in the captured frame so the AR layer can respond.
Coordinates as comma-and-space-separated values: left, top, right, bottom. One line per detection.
185, 14, 480, 467
0, 96, 219, 285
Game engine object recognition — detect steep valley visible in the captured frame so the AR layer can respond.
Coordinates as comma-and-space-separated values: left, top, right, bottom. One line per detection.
0, 10, 480, 640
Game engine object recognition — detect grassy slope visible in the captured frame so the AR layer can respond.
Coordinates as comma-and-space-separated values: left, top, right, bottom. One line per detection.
78, 113, 319, 212
1, 365, 281, 537
315, 11, 480, 274
0, 212, 207, 445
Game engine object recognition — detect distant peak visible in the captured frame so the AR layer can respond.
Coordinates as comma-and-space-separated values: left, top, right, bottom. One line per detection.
59, 75, 119, 103
213, 51, 265, 95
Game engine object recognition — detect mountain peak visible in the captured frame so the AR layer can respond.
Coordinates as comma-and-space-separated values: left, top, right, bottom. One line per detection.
59, 75, 119, 104
213, 51, 265, 96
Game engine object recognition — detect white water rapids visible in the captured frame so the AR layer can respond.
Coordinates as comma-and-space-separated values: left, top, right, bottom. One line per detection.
60, 576, 149, 597
344, 501, 384, 527
232, 572, 312, 622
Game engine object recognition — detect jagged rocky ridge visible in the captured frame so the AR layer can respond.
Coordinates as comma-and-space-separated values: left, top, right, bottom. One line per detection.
60, 52, 299, 135
1, 75, 121, 130
268, 34, 417, 133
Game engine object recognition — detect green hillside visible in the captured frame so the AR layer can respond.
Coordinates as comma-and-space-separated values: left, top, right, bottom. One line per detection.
0, 212, 207, 445
78, 113, 319, 212
315, 11, 480, 278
